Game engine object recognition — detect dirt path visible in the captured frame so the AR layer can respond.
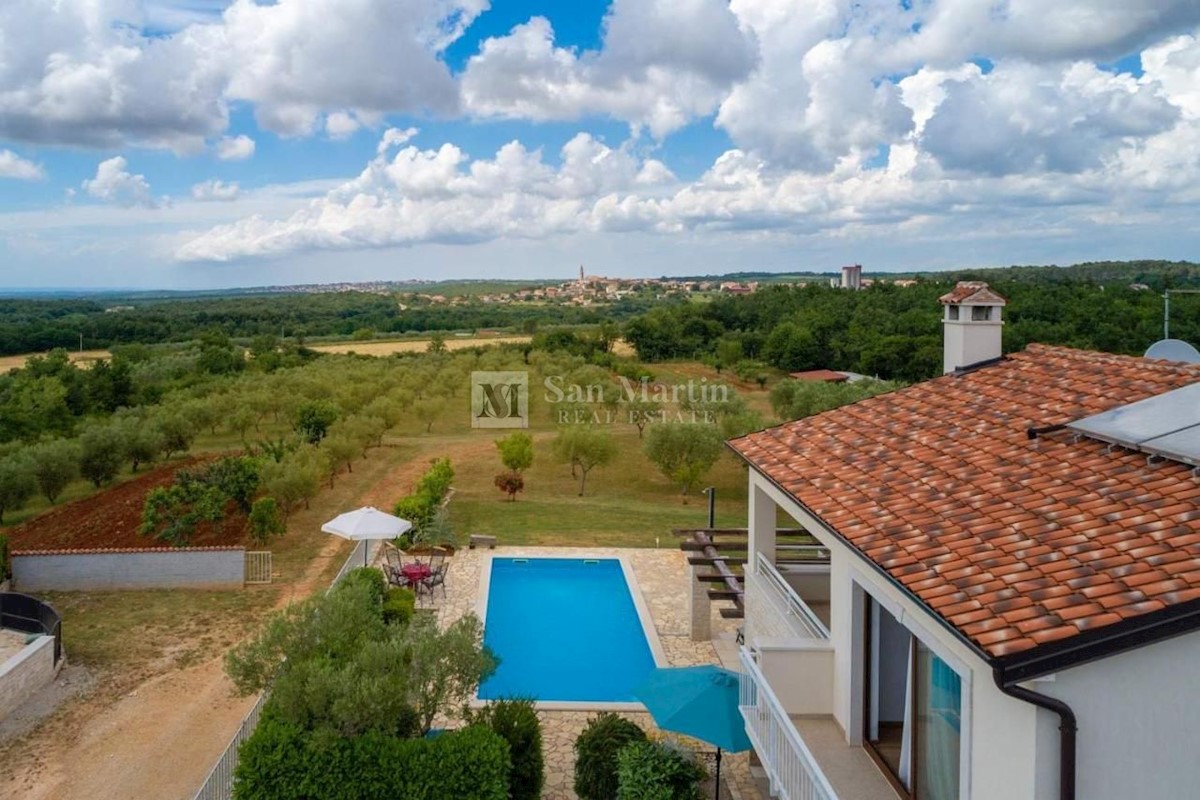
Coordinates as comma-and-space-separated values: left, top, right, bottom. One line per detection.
0, 437, 497, 800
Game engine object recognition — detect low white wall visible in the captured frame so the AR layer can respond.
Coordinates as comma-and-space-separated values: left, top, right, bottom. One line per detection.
757, 640, 835, 716
12, 547, 245, 591
0, 635, 58, 720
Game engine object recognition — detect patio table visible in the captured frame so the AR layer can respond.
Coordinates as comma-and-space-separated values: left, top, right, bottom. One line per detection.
402, 563, 432, 585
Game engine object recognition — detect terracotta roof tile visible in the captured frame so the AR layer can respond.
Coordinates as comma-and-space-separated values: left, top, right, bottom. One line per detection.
730, 344, 1200, 659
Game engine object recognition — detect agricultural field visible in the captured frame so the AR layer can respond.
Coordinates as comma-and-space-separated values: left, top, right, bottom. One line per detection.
308, 334, 532, 356
0, 349, 109, 373
7, 459, 245, 550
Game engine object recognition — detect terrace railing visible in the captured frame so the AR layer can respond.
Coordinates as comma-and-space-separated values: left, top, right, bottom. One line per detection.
192, 537, 372, 800
738, 647, 838, 800
756, 553, 830, 640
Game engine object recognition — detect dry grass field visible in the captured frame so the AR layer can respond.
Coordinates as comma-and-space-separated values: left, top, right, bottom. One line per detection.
308, 334, 531, 355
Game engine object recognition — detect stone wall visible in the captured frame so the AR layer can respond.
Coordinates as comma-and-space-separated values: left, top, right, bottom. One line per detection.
12, 547, 244, 591
0, 635, 57, 720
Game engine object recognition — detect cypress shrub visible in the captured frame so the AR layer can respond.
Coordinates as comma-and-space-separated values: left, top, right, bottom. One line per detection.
574, 713, 647, 800
472, 699, 544, 800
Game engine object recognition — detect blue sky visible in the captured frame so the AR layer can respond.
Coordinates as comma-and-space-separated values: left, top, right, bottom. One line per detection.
0, 1, 1198, 289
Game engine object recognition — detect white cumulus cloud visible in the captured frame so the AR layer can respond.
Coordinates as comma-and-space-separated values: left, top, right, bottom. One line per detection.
0, 149, 44, 180
83, 157, 160, 208
462, 0, 757, 138
216, 134, 256, 161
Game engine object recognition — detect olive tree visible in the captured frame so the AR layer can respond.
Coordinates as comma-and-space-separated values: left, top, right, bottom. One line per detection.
29, 439, 81, 503
0, 456, 37, 523
644, 422, 724, 500
552, 426, 617, 496
80, 425, 126, 487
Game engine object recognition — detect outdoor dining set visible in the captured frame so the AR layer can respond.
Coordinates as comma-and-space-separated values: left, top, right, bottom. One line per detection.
382, 545, 449, 601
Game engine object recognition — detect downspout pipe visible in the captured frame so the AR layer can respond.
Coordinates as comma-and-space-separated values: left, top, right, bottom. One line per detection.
993, 669, 1077, 800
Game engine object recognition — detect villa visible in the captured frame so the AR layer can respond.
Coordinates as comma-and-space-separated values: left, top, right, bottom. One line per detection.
725, 282, 1200, 800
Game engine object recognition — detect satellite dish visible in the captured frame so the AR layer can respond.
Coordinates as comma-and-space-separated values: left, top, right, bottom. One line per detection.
1145, 339, 1200, 364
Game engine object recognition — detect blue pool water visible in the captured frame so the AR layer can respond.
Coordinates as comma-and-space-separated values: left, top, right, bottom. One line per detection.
479, 558, 657, 702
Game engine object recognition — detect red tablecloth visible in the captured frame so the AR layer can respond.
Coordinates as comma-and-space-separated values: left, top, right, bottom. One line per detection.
402, 563, 432, 583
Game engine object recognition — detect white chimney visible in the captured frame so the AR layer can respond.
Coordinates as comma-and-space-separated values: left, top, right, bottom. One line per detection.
939, 281, 1006, 374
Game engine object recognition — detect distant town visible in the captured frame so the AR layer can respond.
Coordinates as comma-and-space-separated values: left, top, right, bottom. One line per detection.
194, 264, 920, 309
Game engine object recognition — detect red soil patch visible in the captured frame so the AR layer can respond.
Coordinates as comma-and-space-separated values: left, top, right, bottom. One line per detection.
8, 460, 249, 552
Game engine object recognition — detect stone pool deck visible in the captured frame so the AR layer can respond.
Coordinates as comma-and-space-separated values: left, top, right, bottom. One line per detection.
420, 545, 760, 800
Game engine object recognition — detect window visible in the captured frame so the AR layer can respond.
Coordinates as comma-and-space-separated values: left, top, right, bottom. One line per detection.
947, 306, 960, 320
970, 305, 991, 321
864, 597, 962, 800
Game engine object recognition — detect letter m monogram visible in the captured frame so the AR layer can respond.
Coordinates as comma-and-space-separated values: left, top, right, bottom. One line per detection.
479, 383, 520, 418
471, 371, 528, 428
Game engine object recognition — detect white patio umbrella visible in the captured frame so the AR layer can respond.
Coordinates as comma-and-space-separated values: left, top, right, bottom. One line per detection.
321, 506, 413, 566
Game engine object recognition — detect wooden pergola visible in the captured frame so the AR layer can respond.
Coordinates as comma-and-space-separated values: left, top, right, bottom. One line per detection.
675, 528, 829, 623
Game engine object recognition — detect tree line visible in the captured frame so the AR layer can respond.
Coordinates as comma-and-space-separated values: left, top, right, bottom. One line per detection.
623, 275, 1200, 382
0, 291, 656, 356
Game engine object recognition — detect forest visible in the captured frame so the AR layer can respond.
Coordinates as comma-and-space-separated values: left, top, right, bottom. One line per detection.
623, 274, 1200, 382
0, 292, 657, 356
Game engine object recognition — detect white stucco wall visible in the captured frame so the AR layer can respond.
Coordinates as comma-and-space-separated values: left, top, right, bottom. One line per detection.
1032, 630, 1200, 800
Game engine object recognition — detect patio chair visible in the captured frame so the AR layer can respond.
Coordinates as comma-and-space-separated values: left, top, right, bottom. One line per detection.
421, 561, 449, 600
383, 545, 404, 570
383, 563, 410, 589
426, 548, 447, 576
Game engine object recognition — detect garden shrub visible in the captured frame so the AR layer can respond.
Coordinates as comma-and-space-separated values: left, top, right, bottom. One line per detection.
382, 587, 416, 625
574, 713, 648, 800
616, 740, 706, 800
394, 459, 457, 543
337, 567, 386, 606
234, 717, 510, 800
394, 492, 438, 531
248, 497, 285, 544
471, 699, 544, 800
416, 457, 455, 500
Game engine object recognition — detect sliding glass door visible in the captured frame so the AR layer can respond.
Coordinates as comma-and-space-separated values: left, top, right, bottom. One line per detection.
864, 597, 962, 800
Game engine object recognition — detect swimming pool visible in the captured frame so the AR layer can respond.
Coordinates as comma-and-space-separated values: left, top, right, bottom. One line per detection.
478, 557, 662, 704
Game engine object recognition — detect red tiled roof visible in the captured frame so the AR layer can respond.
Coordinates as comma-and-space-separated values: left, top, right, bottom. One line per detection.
730, 344, 1200, 660
788, 369, 848, 383
938, 281, 1007, 305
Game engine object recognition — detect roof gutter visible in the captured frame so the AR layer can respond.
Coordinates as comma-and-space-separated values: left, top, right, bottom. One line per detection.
992, 669, 1076, 800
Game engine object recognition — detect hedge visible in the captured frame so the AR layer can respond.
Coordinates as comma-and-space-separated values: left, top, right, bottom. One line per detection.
233, 717, 510, 800
382, 587, 416, 625
617, 740, 706, 800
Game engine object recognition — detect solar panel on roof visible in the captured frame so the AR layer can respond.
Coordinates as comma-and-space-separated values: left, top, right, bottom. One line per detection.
1140, 425, 1200, 467
1066, 382, 1200, 448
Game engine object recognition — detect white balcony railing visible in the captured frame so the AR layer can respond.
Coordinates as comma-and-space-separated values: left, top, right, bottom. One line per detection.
738, 647, 838, 800
756, 553, 831, 640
